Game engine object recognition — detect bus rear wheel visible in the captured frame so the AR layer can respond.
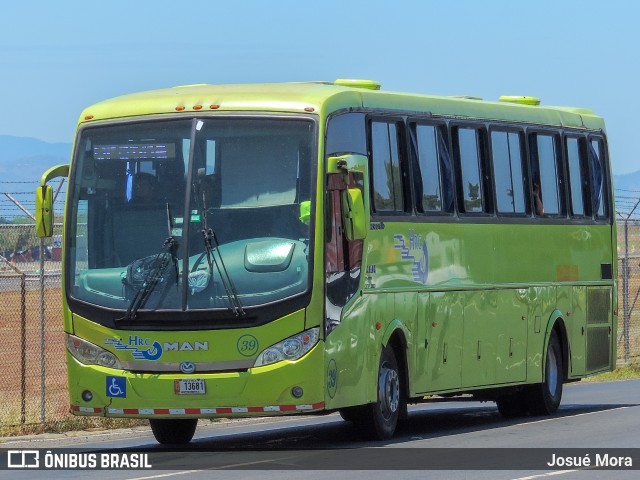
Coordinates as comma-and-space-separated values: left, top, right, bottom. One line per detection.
527, 330, 563, 415
149, 418, 198, 444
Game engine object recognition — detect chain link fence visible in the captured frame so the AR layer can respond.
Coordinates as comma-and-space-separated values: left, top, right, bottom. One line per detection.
0, 216, 639, 432
0, 223, 67, 432
618, 219, 640, 364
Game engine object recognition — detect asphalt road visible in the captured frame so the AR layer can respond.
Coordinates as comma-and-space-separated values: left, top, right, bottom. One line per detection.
2, 379, 639, 480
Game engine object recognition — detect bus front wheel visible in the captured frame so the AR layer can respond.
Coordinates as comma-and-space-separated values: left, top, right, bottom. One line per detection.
366, 345, 402, 439
149, 418, 198, 444
527, 330, 563, 415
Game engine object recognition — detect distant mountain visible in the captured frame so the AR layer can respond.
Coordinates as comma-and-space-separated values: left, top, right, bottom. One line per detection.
0, 136, 72, 222
0, 135, 72, 183
614, 171, 640, 193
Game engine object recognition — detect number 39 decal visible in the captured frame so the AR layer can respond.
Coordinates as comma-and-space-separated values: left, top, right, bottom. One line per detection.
237, 334, 259, 357
327, 359, 338, 398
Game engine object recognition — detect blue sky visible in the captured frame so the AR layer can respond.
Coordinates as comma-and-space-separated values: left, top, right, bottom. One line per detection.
2, 0, 639, 173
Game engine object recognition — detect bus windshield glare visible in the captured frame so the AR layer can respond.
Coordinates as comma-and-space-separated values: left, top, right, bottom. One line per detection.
67, 117, 315, 320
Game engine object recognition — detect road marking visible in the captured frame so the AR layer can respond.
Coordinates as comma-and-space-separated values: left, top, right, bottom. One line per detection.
126, 470, 203, 480
512, 470, 580, 480
515, 406, 632, 427
124, 454, 301, 478
402, 405, 635, 445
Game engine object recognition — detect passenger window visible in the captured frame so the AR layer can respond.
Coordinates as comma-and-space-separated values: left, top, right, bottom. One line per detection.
326, 113, 367, 156
532, 134, 562, 216
491, 130, 526, 214
566, 137, 588, 217
411, 124, 453, 213
455, 127, 484, 213
370, 120, 405, 213
590, 139, 606, 218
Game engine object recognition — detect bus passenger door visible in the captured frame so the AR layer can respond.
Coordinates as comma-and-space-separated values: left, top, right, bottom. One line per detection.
323, 171, 368, 408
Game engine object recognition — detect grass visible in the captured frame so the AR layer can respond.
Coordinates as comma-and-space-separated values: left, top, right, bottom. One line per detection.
0, 417, 148, 438
583, 362, 640, 382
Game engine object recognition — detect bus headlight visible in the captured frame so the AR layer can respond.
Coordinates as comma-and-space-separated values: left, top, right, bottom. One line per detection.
254, 328, 320, 367
66, 334, 122, 369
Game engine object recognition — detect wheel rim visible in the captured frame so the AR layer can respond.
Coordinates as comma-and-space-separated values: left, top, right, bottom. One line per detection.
547, 345, 559, 396
378, 365, 399, 420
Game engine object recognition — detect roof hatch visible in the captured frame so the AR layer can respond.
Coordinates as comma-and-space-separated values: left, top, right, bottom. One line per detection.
499, 95, 541, 106
334, 79, 381, 90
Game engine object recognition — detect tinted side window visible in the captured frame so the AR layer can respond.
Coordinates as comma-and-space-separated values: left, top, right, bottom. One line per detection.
454, 127, 484, 213
566, 137, 589, 217
326, 113, 367, 156
532, 133, 562, 216
370, 120, 405, 213
411, 123, 453, 213
589, 138, 607, 218
491, 130, 526, 214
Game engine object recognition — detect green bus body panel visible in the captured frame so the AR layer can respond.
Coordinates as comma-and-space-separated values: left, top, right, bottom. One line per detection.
73, 309, 307, 367
67, 346, 324, 415
324, 219, 615, 405
323, 295, 379, 409
364, 223, 612, 290
69, 310, 326, 413
569, 286, 588, 376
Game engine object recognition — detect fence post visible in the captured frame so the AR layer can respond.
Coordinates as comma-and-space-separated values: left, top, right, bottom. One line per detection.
39, 237, 46, 424
20, 273, 27, 427
624, 219, 630, 364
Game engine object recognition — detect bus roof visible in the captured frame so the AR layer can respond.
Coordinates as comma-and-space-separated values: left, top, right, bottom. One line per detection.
79, 80, 605, 131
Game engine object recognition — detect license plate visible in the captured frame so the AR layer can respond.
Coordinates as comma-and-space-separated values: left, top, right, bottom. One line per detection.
174, 378, 206, 395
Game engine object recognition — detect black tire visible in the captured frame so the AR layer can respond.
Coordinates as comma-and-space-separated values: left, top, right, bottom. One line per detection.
149, 418, 198, 445
496, 391, 528, 418
527, 330, 564, 415
364, 346, 403, 440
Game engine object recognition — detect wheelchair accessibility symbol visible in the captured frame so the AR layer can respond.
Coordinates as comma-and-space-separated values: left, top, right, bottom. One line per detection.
106, 376, 127, 398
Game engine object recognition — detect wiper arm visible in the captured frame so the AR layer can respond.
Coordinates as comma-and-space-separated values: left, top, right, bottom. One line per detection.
203, 228, 244, 316
195, 183, 244, 317
119, 236, 179, 322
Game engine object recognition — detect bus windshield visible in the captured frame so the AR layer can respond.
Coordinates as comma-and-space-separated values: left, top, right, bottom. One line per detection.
67, 117, 315, 321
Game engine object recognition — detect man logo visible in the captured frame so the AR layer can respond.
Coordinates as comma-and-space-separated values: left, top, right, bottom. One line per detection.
180, 362, 196, 374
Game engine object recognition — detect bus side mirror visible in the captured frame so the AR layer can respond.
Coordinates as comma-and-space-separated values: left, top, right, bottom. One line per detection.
341, 188, 366, 241
36, 185, 54, 238
35, 164, 70, 238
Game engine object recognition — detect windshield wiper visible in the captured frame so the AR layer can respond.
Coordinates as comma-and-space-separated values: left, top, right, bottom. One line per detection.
118, 204, 180, 322
118, 236, 179, 322
194, 180, 244, 317
202, 227, 245, 317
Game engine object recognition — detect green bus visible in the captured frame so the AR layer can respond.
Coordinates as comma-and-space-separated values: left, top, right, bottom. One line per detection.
36, 79, 617, 443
